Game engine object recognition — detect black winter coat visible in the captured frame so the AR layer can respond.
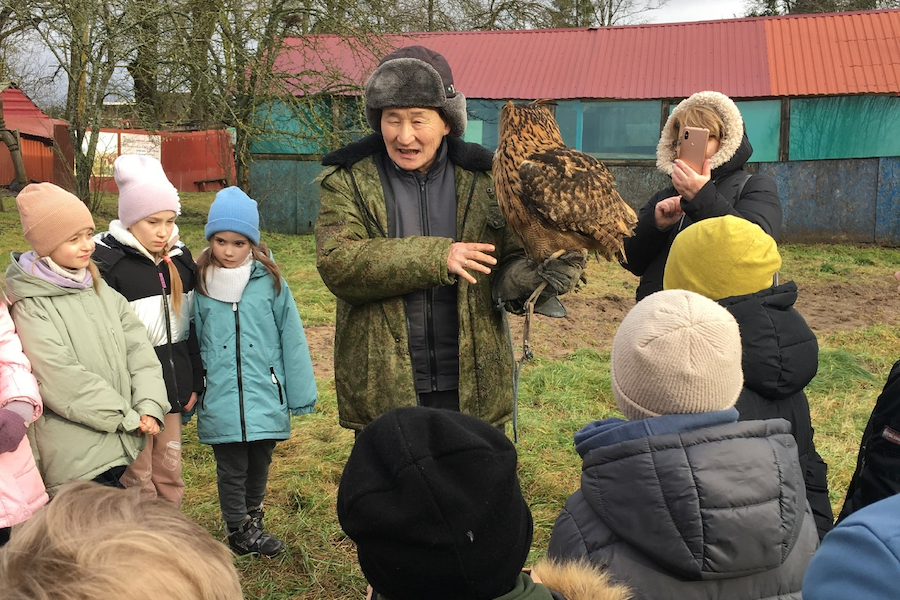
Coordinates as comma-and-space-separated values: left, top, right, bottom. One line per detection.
622, 135, 783, 301
93, 234, 203, 413
719, 281, 834, 540
838, 358, 900, 522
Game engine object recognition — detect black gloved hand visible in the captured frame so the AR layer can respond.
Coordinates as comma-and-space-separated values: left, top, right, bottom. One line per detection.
536, 250, 587, 296
492, 251, 587, 316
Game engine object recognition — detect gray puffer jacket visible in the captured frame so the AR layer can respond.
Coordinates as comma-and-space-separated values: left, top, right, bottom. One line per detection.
548, 413, 818, 600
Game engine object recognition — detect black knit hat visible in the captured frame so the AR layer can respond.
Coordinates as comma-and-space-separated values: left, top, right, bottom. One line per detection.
364, 45, 468, 137
337, 407, 533, 600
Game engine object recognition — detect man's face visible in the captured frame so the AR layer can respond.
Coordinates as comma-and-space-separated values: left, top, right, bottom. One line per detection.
381, 107, 451, 173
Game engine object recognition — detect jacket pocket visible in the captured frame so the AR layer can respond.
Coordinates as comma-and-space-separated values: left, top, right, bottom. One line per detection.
270, 367, 284, 405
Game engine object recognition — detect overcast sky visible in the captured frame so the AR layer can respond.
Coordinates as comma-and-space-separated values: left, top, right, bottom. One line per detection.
644, 0, 750, 23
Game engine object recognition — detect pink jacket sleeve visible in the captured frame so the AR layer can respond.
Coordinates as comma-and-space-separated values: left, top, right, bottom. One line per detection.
0, 299, 42, 422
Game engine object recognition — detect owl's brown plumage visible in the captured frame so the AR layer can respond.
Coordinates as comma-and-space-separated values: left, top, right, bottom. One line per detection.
493, 100, 638, 264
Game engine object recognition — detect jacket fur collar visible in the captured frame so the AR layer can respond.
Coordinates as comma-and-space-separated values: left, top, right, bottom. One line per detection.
533, 559, 632, 600
656, 90, 747, 175
322, 133, 494, 173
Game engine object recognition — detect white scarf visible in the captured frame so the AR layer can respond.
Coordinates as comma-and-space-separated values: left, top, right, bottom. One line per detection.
203, 253, 253, 303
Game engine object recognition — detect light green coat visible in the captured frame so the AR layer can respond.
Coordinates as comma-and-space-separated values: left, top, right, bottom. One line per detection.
316, 135, 524, 430
5, 253, 169, 494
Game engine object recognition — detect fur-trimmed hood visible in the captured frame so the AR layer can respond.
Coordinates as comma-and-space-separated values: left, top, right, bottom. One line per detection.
657, 91, 748, 176
533, 559, 632, 600
321, 133, 493, 173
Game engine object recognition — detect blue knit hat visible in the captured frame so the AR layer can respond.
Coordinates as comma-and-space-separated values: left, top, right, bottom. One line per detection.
205, 186, 260, 245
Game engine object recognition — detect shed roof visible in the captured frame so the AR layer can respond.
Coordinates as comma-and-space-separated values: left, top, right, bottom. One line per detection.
276, 9, 900, 100
1, 84, 55, 140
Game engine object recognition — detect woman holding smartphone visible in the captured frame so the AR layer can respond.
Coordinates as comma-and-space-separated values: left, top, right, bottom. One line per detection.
621, 90, 782, 302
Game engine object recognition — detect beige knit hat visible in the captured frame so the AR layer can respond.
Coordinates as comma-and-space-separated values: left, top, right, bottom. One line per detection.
610, 289, 743, 420
16, 183, 95, 257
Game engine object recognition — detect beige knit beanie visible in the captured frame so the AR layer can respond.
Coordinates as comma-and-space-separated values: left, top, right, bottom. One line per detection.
611, 289, 743, 421
16, 183, 95, 257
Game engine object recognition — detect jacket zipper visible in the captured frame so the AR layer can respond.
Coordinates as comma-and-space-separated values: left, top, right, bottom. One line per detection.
233, 302, 247, 441
418, 177, 440, 393
158, 268, 180, 411
270, 367, 284, 405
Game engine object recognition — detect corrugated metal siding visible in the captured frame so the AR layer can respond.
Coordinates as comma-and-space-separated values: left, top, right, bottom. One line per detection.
766, 10, 900, 96
0, 137, 53, 184
280, 10, 900, 101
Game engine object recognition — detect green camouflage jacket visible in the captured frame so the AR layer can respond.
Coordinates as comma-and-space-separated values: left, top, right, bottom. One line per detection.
316, 134, 524, 430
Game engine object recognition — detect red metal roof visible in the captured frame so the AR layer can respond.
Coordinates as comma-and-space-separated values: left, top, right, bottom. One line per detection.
277, 9, 900, 100
765, 10, 900, 96
1, 85, 55, 140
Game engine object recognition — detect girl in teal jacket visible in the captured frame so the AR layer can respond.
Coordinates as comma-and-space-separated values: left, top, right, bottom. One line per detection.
194, 187, 317, 557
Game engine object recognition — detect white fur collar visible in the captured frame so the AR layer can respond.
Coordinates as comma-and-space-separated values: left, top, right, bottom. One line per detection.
656, 91, 744, 175
104, 220, 182, 264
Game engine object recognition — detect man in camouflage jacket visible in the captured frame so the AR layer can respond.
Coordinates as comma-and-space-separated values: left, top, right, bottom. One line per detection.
315, 46, 581, 431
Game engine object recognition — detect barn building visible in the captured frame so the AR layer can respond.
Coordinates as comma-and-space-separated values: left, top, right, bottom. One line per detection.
255, 9, 900, 242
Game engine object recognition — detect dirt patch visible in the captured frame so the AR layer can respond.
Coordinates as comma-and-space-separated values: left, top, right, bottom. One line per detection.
795, 276, 900, 335
305, 275, 900, 375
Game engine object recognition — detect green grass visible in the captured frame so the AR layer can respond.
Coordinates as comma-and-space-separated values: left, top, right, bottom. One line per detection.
2, 193, 899, 598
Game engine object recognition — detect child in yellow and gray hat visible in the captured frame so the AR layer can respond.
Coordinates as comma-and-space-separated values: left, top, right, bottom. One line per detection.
664, 214, 833, 541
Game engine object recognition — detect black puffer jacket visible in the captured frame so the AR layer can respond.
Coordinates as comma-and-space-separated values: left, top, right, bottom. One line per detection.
720, 281, 834, 539
93, 231, 203, 413
622, 91, 783, 301
548, 416, 818, 600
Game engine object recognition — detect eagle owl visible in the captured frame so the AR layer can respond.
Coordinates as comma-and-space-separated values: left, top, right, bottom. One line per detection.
493, 100, 638, 264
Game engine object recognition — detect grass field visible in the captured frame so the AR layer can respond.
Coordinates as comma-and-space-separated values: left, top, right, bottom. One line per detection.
1, 192, 897, 599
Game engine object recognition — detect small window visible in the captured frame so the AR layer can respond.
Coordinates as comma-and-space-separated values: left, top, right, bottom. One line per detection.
464, 100, 505, 150
582, 100, 661, 159
735, 100, 781, 163
790, 96, 900, 160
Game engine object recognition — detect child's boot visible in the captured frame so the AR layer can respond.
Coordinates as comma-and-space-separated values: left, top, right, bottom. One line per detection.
227, 514, 284, 557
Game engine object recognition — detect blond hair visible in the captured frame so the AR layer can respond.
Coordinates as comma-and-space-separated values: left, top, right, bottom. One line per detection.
673, 104, 725, 142
0, 481, 243, 600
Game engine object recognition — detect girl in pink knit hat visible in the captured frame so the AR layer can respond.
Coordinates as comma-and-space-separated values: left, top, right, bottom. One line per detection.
92, 154, 202, 507
4, 182, 170, 497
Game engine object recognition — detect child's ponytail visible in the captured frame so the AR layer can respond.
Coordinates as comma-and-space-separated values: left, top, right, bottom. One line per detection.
163, 257, 184, 314
252, 243, 282, 296
88, 262, 102, 293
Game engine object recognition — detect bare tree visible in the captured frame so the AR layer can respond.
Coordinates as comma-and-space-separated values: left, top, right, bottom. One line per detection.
744, 0, 893, 15
10, 0, 148, 207
548, 0, 671, 27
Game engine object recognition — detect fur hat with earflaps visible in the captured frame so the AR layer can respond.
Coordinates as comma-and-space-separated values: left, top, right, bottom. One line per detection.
365, 45, 467, 137
611, 289, 744, 421
337, 407, 533, 600
16, 183, 95, 257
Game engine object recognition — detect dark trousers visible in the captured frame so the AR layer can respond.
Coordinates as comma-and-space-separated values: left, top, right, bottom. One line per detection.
212, 440, 277, 530
92, 465, 127, 489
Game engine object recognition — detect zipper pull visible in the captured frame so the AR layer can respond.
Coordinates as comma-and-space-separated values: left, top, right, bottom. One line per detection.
158, 272, 167, 289
232, 302, 237, 312
270, 367, 277, 384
